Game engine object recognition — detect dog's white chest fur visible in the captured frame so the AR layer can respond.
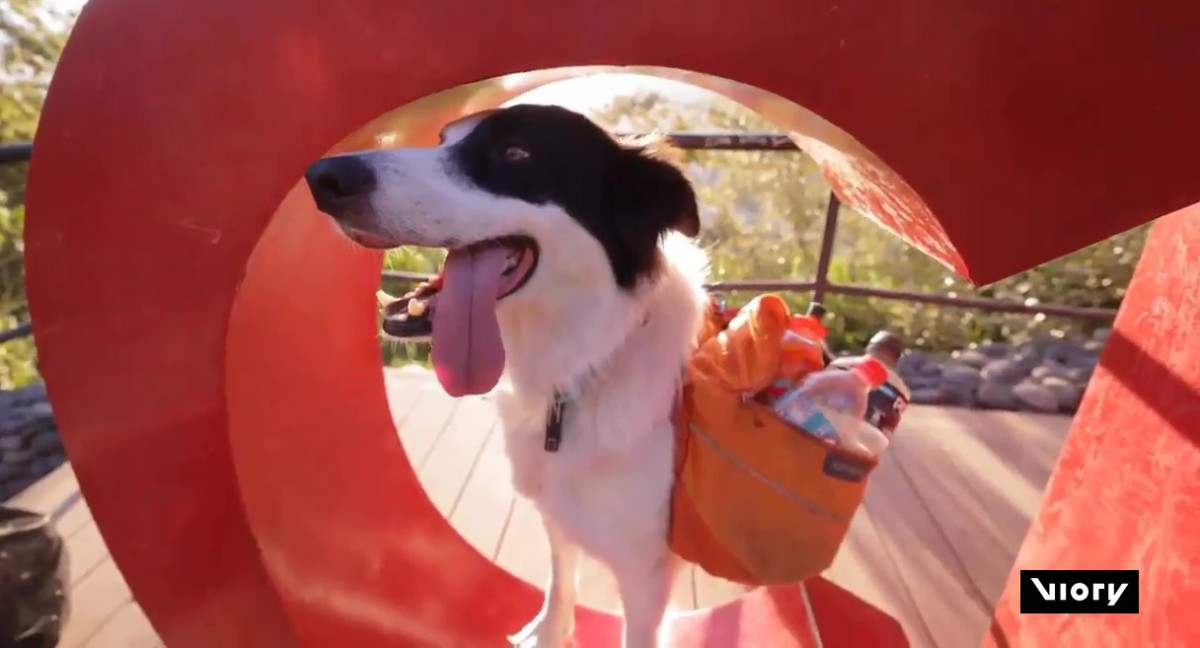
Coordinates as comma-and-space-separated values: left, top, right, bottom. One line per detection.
492, 234, 709, 572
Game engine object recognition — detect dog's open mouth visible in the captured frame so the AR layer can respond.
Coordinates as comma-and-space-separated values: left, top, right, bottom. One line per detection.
379, 236, 538, 397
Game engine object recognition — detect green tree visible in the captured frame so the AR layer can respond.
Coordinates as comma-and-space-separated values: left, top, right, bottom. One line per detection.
588, 89, 1146, 353
1, 0, 75, 387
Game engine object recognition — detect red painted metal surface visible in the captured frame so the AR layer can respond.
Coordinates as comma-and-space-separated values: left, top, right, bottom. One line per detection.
986, 208, 1200, 647
19, 0, 1198, 645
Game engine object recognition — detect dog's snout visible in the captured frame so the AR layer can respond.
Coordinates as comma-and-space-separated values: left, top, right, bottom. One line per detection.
304, 156, 377, 216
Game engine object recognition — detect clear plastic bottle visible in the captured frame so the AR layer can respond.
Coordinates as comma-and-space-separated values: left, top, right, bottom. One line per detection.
772, 356, 890, 455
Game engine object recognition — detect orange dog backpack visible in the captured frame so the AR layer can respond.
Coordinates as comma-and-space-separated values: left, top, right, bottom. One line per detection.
668, 294, 879, 586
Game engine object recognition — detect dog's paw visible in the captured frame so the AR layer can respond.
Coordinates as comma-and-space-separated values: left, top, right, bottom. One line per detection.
507, 612, 576, 648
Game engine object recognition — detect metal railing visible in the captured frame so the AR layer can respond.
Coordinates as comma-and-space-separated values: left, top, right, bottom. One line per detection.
0, 143, 33, 165
0, 135, 1118, 345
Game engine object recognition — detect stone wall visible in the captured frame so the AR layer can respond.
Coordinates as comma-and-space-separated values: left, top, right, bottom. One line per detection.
0, 383, 66, 502
896, 329, 1109, 414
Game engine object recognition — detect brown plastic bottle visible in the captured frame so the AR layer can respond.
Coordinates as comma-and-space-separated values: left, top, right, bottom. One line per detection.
830, 331, 912, 437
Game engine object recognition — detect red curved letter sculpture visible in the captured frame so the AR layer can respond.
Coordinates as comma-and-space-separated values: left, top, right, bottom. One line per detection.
22, 0, 1200, 645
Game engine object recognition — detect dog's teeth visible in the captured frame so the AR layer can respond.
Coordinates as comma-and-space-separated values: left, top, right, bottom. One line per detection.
503, 253, 519, 273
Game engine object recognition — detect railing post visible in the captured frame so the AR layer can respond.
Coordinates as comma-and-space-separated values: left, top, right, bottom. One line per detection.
811, 191, 841, 304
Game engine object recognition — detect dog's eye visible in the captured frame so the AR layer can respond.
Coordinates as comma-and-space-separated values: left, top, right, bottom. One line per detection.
503, 145, 530, 162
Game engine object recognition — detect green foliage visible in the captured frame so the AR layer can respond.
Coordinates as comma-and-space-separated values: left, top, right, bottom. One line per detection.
588, 90, 1146, 353
1, 0, 74, 388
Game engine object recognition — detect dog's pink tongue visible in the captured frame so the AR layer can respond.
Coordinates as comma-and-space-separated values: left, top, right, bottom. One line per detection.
431, 247, 508, 397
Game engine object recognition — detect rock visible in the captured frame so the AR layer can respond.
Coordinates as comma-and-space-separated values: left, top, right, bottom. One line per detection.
897, 350, 928, 375
917, 360, 945, 377
981, 359, 1027, 384
940, 363, 983, 400
0, 404, 54, 436
1067, 366, 1094, 384
0, 462, 24, 481
910, 387, 953, 405
977, 342, 1012, 359
941, 362, 981, 383
3, 449, 35, 464
1017, 339, 1052, 358
952, 349, 990, 369
1030, 360, 1072, 382
1011, 351, 1042, 373
1093, 327, 1112, 342
0, 435, 26, 451
39, 451, 66, 465
23, 401, 53, 419
903, 375, 940, 391
2, 476, 36, 497
1042, 377, 1085, 411
1082, 339, 1106, 354
1013, 381, 1061, 413
943, 382, 978, 407
977, 380, 1019, 409
1065, 357, 1099, 372
10, 383, 48, 406
0, 409, 35, 435
30, 455, 63, 478
1041, 340, 1084, 367
1064, 352, 1099, 371
28, 430, 62, 455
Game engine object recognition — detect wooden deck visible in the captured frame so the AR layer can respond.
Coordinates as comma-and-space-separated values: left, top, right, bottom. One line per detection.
8, 365, 1072, 648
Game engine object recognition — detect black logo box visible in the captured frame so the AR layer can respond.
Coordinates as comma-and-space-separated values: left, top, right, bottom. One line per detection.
1019, 570, 1139, 614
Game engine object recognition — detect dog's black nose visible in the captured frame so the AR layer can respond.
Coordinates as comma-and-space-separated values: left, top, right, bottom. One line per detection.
304, 156, 377, 216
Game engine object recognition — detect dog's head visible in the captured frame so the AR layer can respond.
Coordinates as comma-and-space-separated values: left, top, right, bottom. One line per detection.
305, 104, 700, 396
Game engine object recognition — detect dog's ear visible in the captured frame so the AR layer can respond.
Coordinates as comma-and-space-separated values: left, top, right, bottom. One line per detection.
611, 138, 701, 239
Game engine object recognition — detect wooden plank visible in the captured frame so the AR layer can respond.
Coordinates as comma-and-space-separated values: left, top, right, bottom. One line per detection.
976, 410, 1071, 489
395, 384, 459, 471
66, 520, 111, 588
383, 366, 430, 418
914, 408, 1067, 550
886, 409, 1068, 611
692, 568, 751, 610
7, 463, 77, 511
62, 557, 133, 647
417, 395, 500, 514
823, 504, 939, 648
55, 492, 93, 539
83, 602, 160, 648
494, 495, 550, 595
447, 423, 517, 560
668, 563, 697, 612
856, 433, 992, 648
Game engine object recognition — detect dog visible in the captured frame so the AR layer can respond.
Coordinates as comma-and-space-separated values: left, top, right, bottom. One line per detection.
305, 104, 711, 648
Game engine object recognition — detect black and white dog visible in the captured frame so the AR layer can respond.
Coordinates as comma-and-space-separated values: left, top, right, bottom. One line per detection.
305, 104, 711, 648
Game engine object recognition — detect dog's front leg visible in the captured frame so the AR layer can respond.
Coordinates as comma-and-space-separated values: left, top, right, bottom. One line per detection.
613, 550, 676, 648
510, 515, 580, 648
